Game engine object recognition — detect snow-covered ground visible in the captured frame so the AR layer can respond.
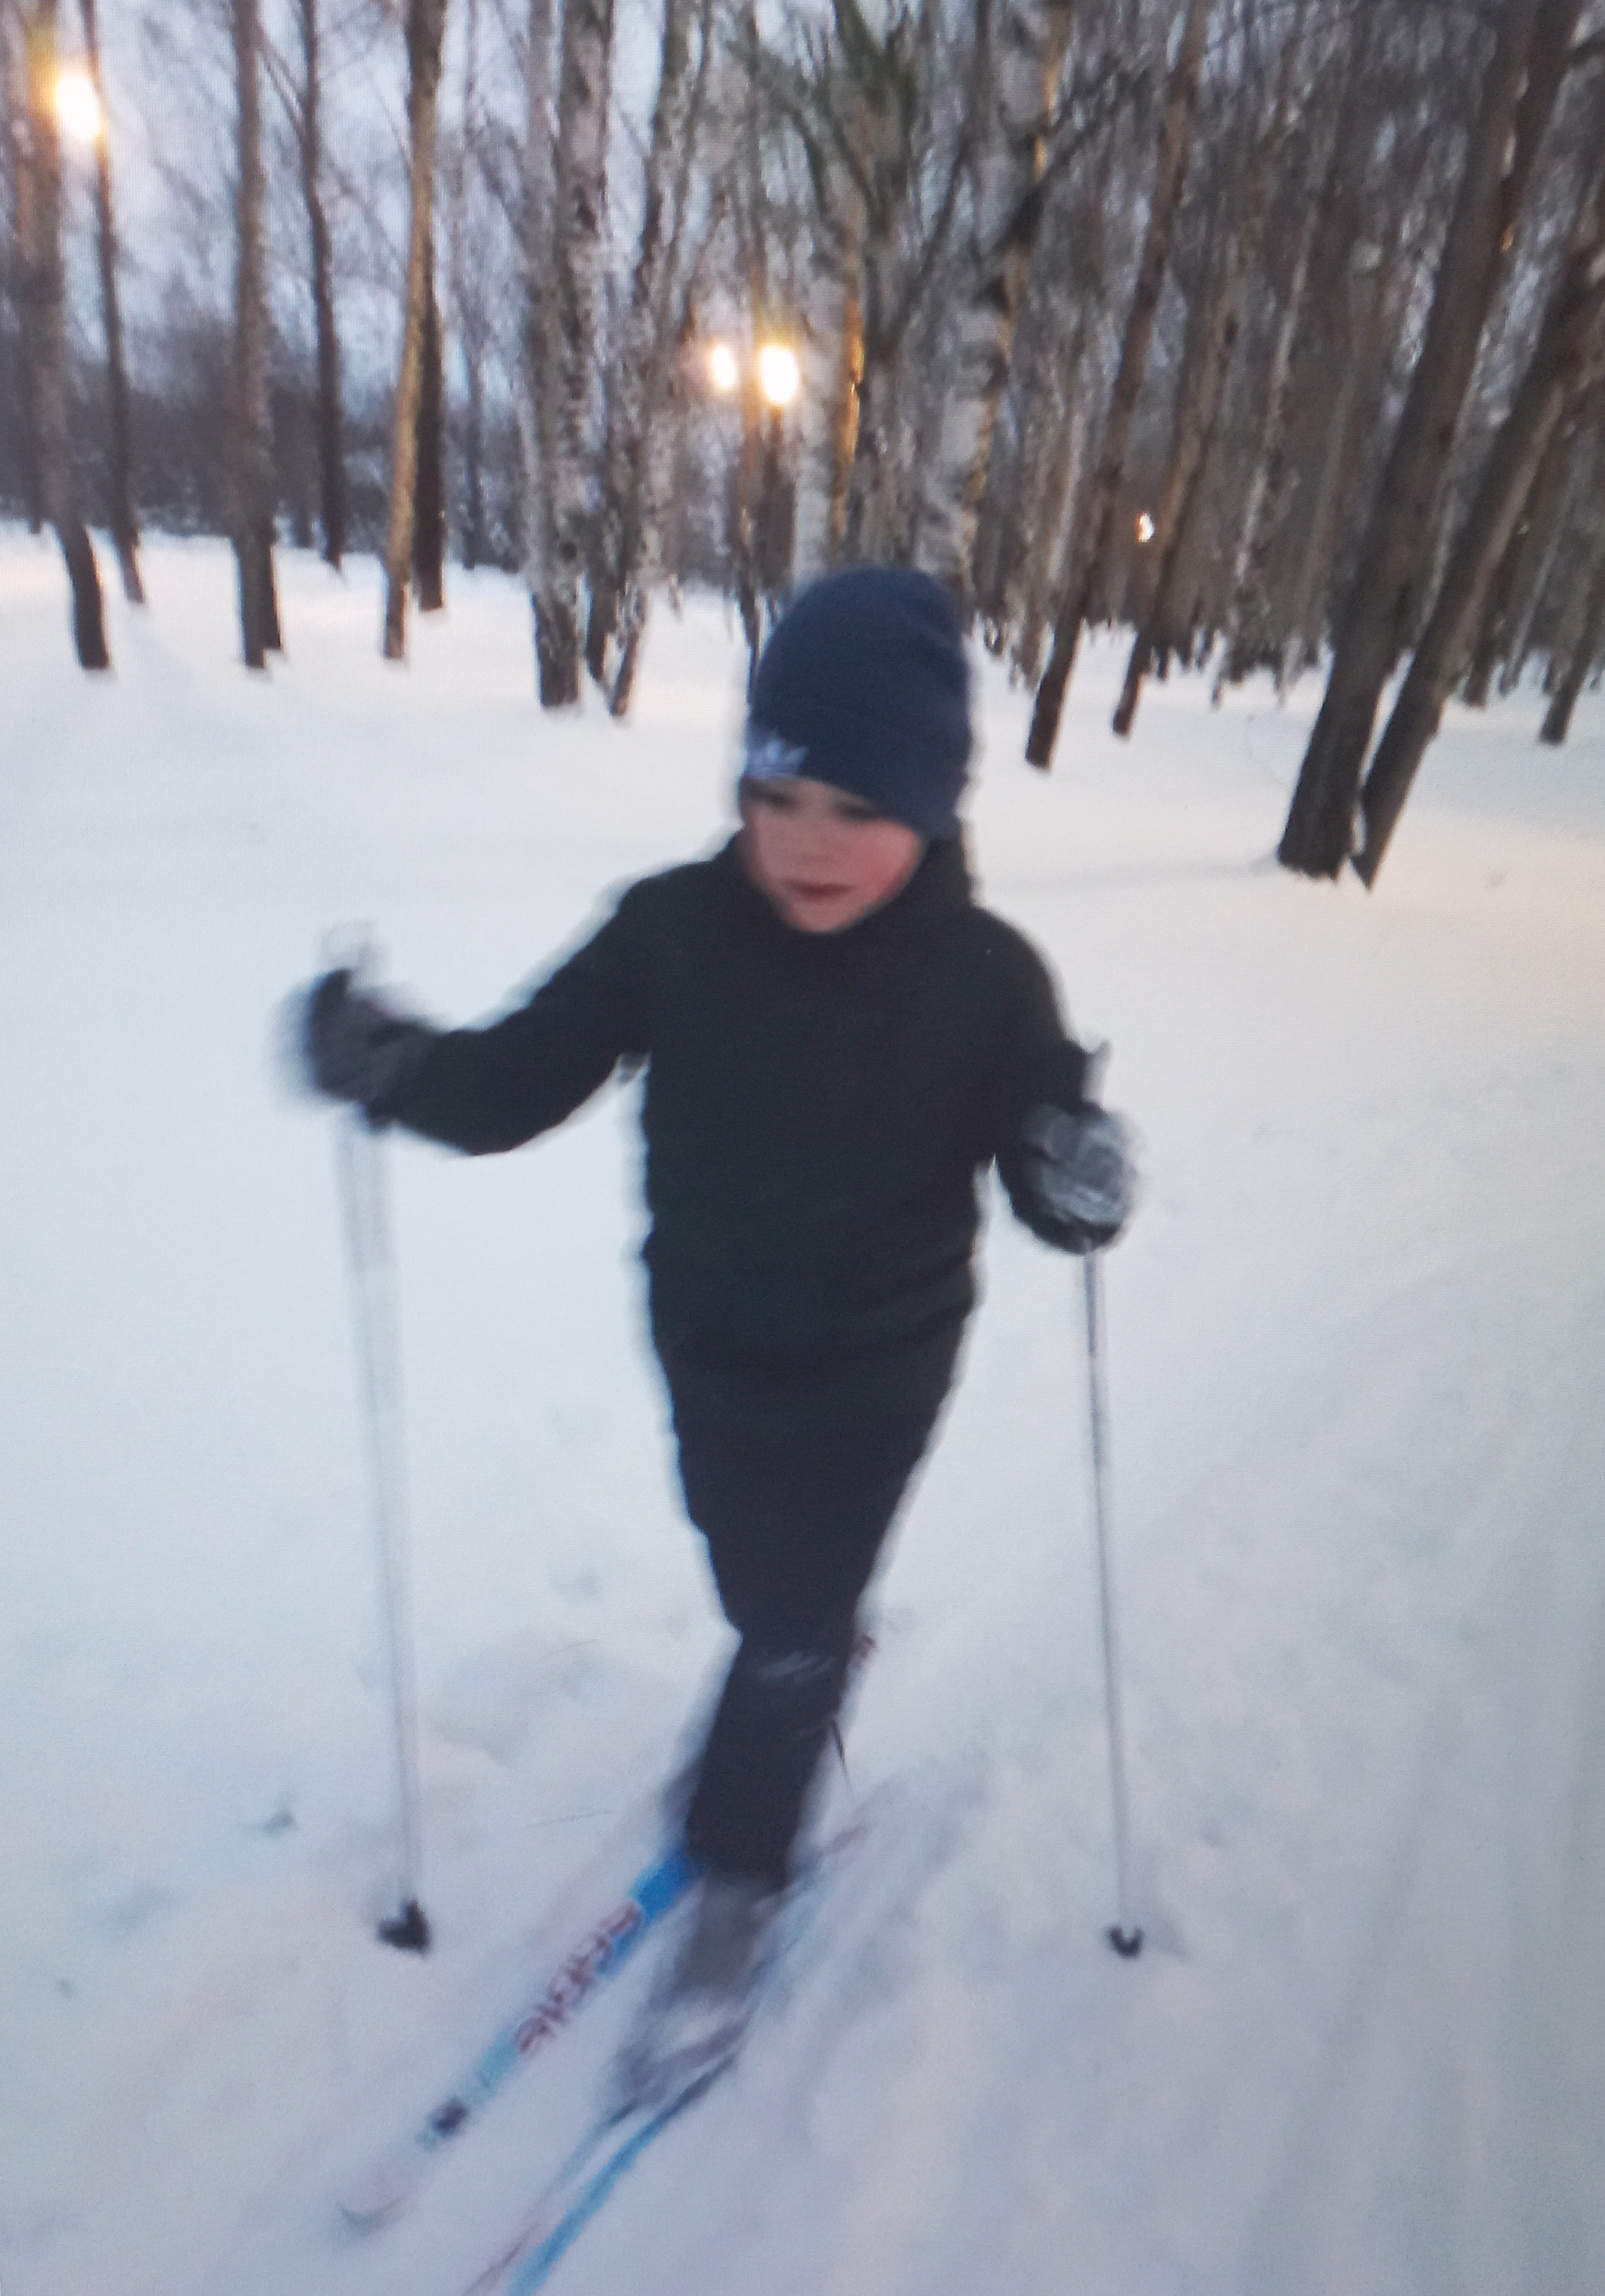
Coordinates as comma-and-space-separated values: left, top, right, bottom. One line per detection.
2, 530, 1602, 2296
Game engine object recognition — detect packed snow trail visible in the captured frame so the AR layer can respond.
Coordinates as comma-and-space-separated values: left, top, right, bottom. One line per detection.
1, 533, 1602, 2295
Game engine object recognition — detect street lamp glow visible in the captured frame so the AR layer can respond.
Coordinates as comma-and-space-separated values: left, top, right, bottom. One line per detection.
707, 340, 739, 395
54, 67, 104, 146
757, 343, 800, 409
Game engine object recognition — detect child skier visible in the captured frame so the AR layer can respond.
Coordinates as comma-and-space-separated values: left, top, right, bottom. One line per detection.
297, 565, 1135, 2101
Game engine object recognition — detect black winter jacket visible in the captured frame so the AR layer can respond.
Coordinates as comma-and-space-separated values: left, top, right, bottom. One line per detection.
381, 834, 1089, 1436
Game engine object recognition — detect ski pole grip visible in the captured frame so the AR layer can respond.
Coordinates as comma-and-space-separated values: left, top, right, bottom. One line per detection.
320, 921, 379, 987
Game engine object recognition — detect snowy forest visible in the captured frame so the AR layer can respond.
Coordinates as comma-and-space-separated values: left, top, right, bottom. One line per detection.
5, 0, 1605, 883
5, 10, 1605, 2296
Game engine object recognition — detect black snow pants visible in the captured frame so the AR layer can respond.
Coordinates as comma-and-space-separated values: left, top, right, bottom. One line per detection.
673, 1411, 937, 1889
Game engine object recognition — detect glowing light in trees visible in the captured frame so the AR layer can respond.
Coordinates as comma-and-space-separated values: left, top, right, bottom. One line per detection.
757, 343, 800, 409
55, 69, 104, 146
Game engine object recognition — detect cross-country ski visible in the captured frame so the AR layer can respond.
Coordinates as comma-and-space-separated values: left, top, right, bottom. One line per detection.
448, 1785, 926, 2296
468, 2061, 735, 2296
339, 1842, 695, 2227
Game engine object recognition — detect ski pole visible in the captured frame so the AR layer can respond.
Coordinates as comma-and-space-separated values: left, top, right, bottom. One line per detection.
332, 977, 430, 1953
1083, 1248, 1142, 1958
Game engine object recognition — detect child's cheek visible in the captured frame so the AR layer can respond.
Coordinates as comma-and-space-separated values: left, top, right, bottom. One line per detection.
857, 826, 923, 906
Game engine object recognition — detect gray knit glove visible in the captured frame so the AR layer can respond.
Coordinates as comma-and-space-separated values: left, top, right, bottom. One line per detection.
1011, 1104, 1138, 1254
298, 968, 433, 1121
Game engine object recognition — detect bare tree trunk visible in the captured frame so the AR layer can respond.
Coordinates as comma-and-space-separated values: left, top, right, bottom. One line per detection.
729, 328, 765, 678
78, 0, 141, 604
1011, 367, 1088, 681
381, 0, 449, 663
1271, 235, 1399, 689
1460, 513, 1532, 708
1113, 1, 1310, 737
995, 293, 1093, 663
1209, 242, 1309, 693
1497, 394, 1603, 691
1214, 16, 1361, 696
292, 0, 346, 570
585, 0, 706, 703
1354, 177, 1605, 882
1111, 259, 1240, 730
840, 214, 895, 561
790, 3, 957, 580
914, 0, 1074, 599
447, 0, 487, 570
838, 6, 944, 569
230, 0, 280, 667
999, 114, 1116, 673
794, 212, 864, 580
1460, 400, 1579, 703
461, 311, 487, 569
727, 13, 769, 683
604, 72, 717, 712
1107, 217, 1240, 733
22, 0, 109, 667
1278, 0, 1582, 878
1026, 0, 1211, 768
412, 258, 447, 608
1539, 518, 1605, 742
607, 288, 698, 710
0, 12, 45, 533
530, 0, 612, 705
519, 0, 556, 649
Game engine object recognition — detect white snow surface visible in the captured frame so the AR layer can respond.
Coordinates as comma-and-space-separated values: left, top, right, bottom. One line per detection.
2, 531, 1602, 2296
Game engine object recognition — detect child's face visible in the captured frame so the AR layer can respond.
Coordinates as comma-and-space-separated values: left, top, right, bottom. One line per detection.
740, 775, 925, 934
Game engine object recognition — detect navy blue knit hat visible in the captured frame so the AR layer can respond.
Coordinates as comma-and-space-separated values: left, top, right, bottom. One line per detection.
742, 566, 972, 840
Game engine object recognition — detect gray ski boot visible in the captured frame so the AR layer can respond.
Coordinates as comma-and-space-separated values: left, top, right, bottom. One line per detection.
613, 1868, 780, 2110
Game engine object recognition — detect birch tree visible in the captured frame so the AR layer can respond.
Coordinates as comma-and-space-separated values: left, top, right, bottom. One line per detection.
784, 2, 969, 578
791, 167, 863, 578
913, 0, 1074, 596
529, 0, 612, 705
788, 17, 867, 582
381, 0, 449, 663
585, 0, 713, 710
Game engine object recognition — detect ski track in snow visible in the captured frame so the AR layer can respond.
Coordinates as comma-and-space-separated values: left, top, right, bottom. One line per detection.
1, 530, 1602, 2296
